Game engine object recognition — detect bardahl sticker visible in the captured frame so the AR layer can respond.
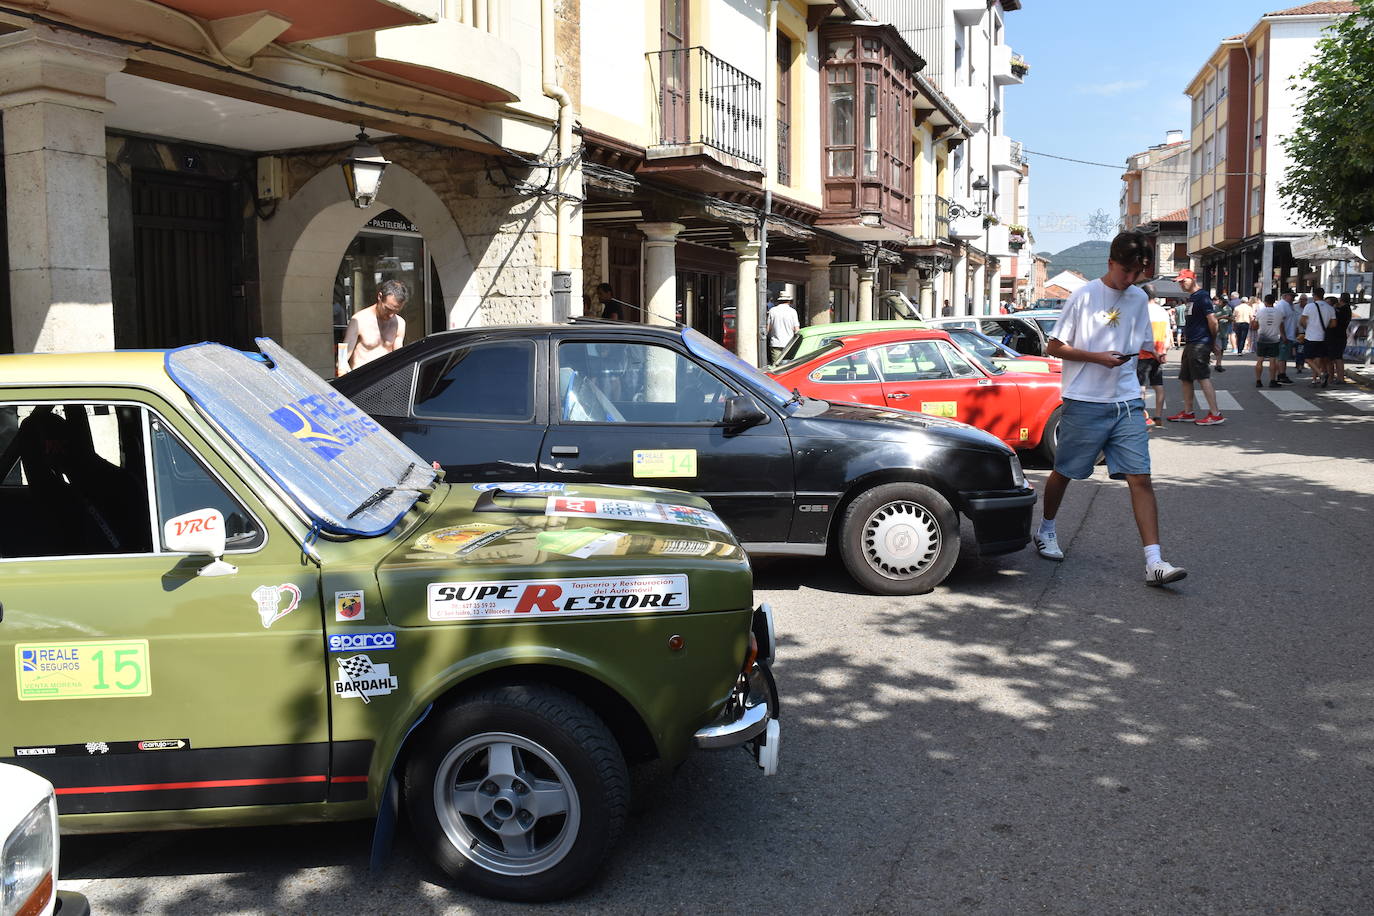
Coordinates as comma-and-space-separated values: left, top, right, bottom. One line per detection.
333, 654, 398, 703
16, 640, 152, 701
335, 590, 365, 622
428, 574, 690, 621
544, 496, 729, 533
13, 739, 190, 757
252, 583, 302, 628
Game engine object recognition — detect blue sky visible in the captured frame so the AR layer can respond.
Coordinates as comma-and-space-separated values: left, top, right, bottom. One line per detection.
1004, 1, 1281, 253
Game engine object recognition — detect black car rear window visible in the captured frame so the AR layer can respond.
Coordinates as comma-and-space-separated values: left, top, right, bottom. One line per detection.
414, 341, 535, 420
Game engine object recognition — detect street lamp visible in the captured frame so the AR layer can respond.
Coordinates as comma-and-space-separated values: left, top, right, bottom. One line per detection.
341, 128, 389, 209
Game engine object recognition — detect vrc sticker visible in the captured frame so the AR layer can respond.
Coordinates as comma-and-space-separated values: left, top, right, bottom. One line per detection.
327, 632, 397, 653
253, 584, 302, 628
428, 574, 690, 621
335, 590, 365, 622
15, 641, 151, 701
333, 655, 398, 703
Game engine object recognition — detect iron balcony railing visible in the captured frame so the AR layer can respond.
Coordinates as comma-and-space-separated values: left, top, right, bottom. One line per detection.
912, 194, 952, 241
648, 46, 764, 167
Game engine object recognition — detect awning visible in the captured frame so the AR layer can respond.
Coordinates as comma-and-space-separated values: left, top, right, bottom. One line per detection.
1290, 234, 1362, 262
1142, 277, 1184, 299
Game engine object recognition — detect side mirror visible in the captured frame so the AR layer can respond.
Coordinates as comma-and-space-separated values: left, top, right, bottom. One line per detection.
721, 395, 767, 433
163, 508, 237, 577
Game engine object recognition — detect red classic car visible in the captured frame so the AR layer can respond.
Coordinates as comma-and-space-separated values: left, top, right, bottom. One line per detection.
769, 328, 1063, 460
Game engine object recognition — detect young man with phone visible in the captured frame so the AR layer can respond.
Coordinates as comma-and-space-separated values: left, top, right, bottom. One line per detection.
1033, 231, 1187, 587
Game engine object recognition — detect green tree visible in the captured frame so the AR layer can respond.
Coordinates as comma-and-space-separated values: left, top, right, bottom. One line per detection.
1280, 1, 1374, 243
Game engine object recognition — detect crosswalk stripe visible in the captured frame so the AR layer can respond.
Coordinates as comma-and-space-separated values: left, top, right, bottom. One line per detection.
1213, 391, 1243, 411
1258, 390, 1320, 411
1322, 389, 1374, 412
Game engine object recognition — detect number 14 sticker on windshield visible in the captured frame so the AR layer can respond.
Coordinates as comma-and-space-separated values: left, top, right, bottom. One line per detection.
16, 640, 151, 701
633, 448, 696, 478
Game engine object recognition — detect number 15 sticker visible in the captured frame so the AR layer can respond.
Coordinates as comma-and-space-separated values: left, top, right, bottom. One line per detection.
16, 640, 152, 701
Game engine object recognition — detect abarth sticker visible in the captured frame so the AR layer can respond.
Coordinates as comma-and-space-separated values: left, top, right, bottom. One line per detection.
333, 655, 398, 703
13, 739, 190, 757
472, 482, 566, 493
16, 641, 152, 701
920, 401, 958, 418
1020, 427, 1030, 441
335, 590, 365, 622
633, 448, 697, 478
544, 496, 729, 533
428, 574, 690, 621
327, 631, 397, 652
252, 583, 302, 628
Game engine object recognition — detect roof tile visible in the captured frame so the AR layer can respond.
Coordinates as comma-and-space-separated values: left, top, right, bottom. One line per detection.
1265, 2, 1358, 16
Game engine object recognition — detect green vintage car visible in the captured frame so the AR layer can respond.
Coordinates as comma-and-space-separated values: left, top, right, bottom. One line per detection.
0, 340, 779, 902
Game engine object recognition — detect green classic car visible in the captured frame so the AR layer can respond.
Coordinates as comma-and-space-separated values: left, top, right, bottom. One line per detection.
0, 340, 779, 902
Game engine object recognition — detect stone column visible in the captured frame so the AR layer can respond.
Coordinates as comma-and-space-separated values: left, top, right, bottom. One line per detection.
889, 271, 909, 319
970, 262, 986, 315
636, 221, 683, 327
730, 239, 761, 366
951, 249, 968, 316
856, 266, 877, 321
805, 253, 834, 326
0, 27, 125, 353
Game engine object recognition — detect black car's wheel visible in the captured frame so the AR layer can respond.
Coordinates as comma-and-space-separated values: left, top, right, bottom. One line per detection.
839, 482, 959, 595
404, 685, 628, 902
1036, 406, 1061, 463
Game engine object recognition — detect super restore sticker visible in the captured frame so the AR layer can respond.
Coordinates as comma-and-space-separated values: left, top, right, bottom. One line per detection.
333, 655, 398, 703
633, 448, 697, 478
16, 641, 152, 701
335, 590, 365, 622
544, 496, 729, 533
428, 575, 690, 621
252, 584, 302, 628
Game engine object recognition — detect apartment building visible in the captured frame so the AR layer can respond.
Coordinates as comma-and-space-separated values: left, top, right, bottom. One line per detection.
1184, 2, 1357, 297
1120, 130, 1189, 232
870, 0, 1026, 315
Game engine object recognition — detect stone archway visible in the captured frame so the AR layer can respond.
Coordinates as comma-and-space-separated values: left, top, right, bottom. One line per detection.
259, 163, 479, 375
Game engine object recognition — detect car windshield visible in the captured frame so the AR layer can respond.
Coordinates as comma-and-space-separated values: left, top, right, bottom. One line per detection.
949, 328, 1019, 361
682, 327, 796, 407
166, 338, 436, 537
772, 339, 843, 375
1032, 317, 1058, 335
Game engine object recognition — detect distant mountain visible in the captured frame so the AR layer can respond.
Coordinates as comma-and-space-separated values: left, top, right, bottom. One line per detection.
1044, 241, 1111, 281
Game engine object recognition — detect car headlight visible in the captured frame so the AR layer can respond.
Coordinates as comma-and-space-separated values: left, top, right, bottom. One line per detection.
1009, 453, 1028, 489
2, 795, 55, 916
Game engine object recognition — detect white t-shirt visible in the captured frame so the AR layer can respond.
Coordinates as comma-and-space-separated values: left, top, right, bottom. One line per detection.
1052, 279, 1153, 403
1254, 304, 1285, 342
766, 303, 799, 346
1279, 299, 1300, 338
1300, 301, 1327, 342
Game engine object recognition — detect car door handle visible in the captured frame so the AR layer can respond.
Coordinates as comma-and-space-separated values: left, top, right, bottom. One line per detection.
886, 392, 909, 400
550, 445, 580, 457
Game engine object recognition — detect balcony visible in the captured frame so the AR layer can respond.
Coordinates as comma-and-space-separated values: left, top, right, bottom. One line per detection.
646, 46, 764, 172
990, 134, 1020, 173
349, 13, 520, 103
911, 194, 952, 244
950, 200, 986, 240
951, 0, 988, 26
943, 84, 987, 129
991, 44, 1022, 86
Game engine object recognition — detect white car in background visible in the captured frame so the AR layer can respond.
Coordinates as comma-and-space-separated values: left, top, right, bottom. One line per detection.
1, 763, 88, 916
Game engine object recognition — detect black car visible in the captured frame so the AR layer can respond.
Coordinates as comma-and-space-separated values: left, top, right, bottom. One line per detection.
335, 322, 1035, 594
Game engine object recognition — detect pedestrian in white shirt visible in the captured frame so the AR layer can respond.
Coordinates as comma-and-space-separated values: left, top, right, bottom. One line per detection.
765, 292, 800, 365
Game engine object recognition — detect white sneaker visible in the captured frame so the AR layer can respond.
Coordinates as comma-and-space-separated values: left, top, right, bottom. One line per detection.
1145, 560, 1187, 586
1034, 531, 1063, 561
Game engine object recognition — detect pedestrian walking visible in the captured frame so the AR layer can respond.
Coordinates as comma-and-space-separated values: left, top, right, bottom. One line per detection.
1033, 231, 1186, 587
1275, 289, 1298, 384
1298, 286, 1333, 387
1330, 292, 1353, 383
1167, 270, 1225, 425
765, 292, 800, 365
1137, 296, 1170, 426
1252, 293, 1286, 387
1232, 296, 1254, 355
941, 299, 954, 317
1213, 293, 1232, 370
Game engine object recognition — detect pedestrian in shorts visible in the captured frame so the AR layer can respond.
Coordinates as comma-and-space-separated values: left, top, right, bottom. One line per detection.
1167, 270, 1225, 425
1252, 293, 1286, 387
1033, 231, 1186, 587
1137, 296, 1170, 426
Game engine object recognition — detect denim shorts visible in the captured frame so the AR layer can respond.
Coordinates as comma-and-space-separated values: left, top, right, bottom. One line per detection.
1054, 397, 1151, 481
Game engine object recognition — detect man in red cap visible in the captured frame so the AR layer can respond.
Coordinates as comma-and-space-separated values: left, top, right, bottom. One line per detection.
1167, 270, 1225, 426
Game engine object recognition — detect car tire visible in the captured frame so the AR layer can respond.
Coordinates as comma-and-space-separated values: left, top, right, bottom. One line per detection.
404, 685, 628, 902
1036, 406, 1061, 463
839, 482, 959, 595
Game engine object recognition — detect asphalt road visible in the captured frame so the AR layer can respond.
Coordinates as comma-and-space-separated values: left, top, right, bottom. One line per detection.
59, 354, 1374, 914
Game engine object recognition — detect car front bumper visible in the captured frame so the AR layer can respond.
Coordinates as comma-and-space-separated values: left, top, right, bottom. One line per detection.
960, 486, 1036, 555
692, 605, 781, 775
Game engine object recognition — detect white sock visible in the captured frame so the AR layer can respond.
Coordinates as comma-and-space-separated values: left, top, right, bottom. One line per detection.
1038, 519, 1056, 537
1144, 544, 1162, 566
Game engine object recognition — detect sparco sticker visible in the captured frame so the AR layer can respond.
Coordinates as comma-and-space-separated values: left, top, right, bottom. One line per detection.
544, 497, 729, 533
327, 631, 397, 652
428, 575, 690, 621
333, 655, 398, 703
